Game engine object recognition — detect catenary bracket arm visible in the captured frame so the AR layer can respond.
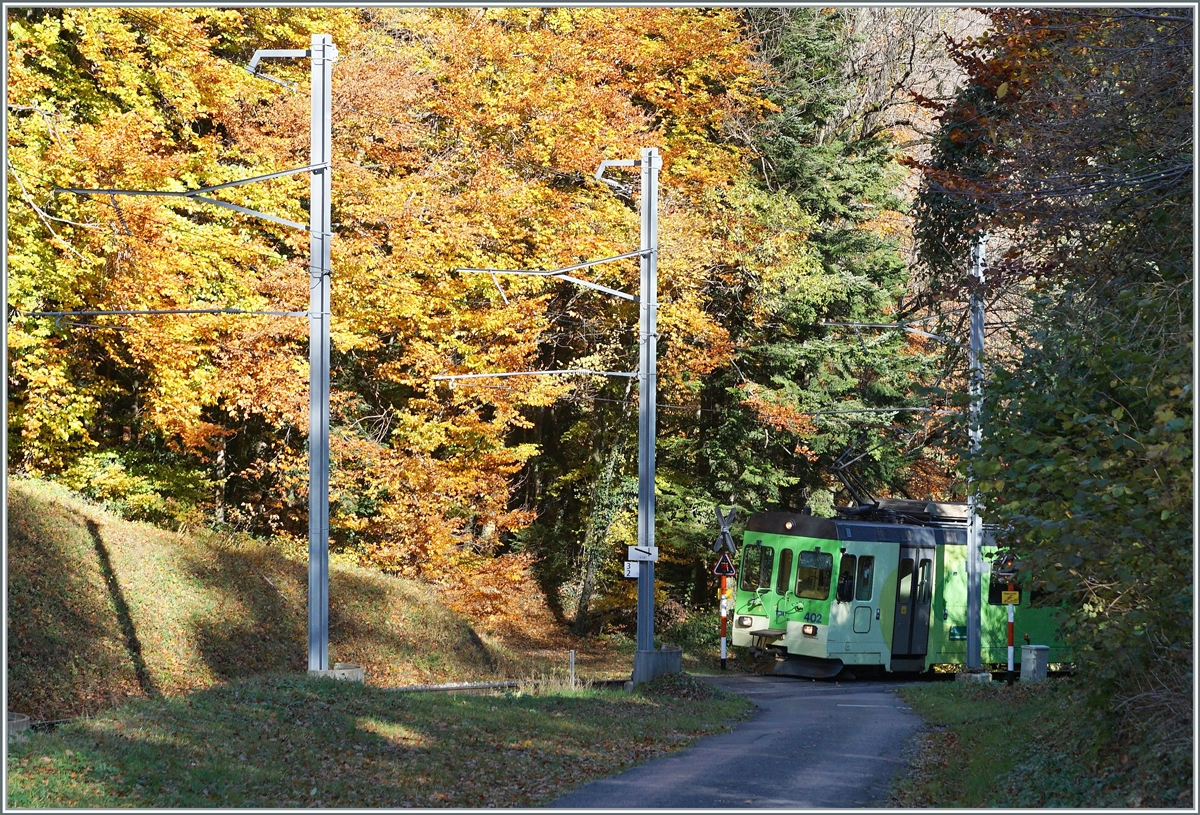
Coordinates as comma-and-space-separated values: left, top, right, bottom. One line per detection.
595, 158, 641, 190
433, 368, 638, 382
457, 249, 649, 302
247, 48, 310, 89
56, 163, 325, 232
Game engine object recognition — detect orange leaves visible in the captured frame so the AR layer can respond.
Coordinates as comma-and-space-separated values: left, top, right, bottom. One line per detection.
899, 455, 956, 502
656, 296, 732, 391
8, 7, 320, 472
441, 551, 541, 622
317, 5, 774, 576
322, 403, 540, 578
365, 7, 764, 188
8, 7, 819, 588
410, 9, 646, 178
740, 384, 817, 438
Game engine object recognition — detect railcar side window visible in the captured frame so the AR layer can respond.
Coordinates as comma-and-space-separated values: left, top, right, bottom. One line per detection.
740, 544, 775, 592
796, 549, 833, 599
918, 559, 932, 604
898, 558, 914, 602
836, 554, 856, 602
855, 556, 875, 601
776, 549, 794, 595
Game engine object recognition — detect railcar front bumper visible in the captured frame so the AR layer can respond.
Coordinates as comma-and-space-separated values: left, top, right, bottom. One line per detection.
772, 654, 846, 679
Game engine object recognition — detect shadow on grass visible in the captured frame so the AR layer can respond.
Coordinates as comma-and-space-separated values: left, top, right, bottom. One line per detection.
10, 478, 501, 724
7, 488, 146, 720
12, 677, 667, 808
179, 546, 497, 684
181, 546, 307, 680
85, 520, 159, 699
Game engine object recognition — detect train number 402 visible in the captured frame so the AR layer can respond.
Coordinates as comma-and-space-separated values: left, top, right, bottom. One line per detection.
802, 612, 823, 624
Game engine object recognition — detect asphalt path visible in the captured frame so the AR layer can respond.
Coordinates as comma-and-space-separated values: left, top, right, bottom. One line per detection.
550, 673, 924, 809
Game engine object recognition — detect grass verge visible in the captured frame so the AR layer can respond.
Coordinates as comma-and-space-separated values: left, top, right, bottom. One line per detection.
887, 678, 1193, 808
7, 672, 753, 808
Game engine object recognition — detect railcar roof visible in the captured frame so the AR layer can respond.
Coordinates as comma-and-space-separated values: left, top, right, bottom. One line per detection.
836, 498, 969, 523
745, 512, 838, 540
745, 500, 985, 547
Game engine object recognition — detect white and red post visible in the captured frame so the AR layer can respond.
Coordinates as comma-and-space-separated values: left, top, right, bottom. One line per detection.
1007, 579, 1016, 673
719, 575, 728, 670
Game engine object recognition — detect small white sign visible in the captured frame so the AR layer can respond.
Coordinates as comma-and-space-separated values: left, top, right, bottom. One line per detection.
624, 561, 640, 578
627, 545, 659, 562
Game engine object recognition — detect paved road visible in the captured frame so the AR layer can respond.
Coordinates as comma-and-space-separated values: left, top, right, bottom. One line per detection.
550, 673, 923, 809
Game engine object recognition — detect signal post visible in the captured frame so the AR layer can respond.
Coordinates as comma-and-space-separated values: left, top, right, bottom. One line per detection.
712, 508, 738, 670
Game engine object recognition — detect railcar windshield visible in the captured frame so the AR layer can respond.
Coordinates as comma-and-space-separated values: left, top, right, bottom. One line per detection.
740, 543, 774, 592
795, 549, 833, 599
776, 549, 794, 595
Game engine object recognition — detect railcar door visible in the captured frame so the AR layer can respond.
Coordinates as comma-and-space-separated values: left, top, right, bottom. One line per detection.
891, 544, 936, 667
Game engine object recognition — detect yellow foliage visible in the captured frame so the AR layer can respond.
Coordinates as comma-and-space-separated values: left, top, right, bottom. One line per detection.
7, 7, 804, 580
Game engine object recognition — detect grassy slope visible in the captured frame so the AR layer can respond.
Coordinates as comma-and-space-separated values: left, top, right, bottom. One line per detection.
7, 478, 527, 721
887, 679, 1193, 809
7, 480, 759, 808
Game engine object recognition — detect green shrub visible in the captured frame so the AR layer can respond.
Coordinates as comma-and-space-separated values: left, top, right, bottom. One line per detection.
661, 609, 720, 654
58, 450, 212, 525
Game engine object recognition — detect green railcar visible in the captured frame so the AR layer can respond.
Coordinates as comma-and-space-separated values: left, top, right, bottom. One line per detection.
728, 499, 1069, 678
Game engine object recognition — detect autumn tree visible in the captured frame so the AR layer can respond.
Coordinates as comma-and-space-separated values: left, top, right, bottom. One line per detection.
8, 7, 958, 640
534, 8, 952, 630
913, 8, 1192, 779
6, 8, 349, 518
8, 8, 779, 609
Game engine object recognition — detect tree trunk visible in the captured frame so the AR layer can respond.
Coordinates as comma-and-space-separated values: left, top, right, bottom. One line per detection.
573, 390, 634, 635
574, 544, 599, 635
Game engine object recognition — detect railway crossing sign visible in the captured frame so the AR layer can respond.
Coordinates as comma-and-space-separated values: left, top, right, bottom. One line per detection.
712, 511, 737, 672
712, 507, 737, 555
628, 545, 659, 562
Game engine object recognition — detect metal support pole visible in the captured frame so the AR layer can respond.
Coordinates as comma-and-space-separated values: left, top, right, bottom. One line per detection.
308, 34, 336, 672
635, 147, 661, 654
48, 37, 337, 674
445, 153, 656, 678
966, 233, 987, 672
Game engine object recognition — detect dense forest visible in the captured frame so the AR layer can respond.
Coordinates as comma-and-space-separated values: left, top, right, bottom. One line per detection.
7, 7, 950, 614
912, 7, 1192, 755
7, 6, 1191, 736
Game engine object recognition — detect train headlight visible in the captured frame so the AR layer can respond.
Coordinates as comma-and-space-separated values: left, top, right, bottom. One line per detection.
736, 616, 754, 628
802, 624, 817, 637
